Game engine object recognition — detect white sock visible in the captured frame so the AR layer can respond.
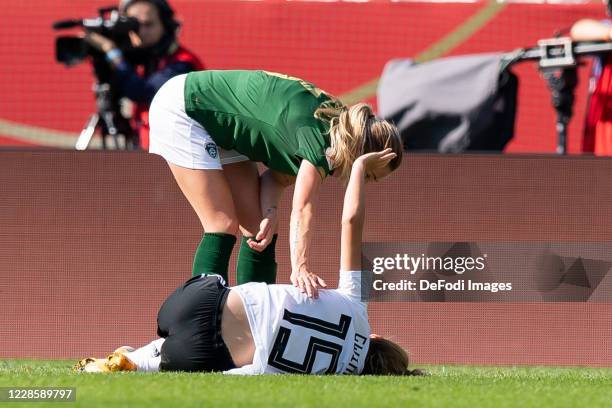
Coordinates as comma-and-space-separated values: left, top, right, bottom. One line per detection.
124, 338, 165, 372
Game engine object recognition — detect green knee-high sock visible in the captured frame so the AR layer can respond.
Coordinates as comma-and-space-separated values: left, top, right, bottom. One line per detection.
236, 234, 278, 284
192, 233, 237, 280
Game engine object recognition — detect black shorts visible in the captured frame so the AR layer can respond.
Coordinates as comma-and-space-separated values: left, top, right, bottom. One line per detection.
156, 274, 236, 372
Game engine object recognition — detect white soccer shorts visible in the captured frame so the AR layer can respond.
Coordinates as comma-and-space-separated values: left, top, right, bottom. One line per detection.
149, 73, 248, 169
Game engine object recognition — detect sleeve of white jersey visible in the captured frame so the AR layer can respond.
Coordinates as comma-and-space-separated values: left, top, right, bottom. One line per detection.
336, 270, 370, 304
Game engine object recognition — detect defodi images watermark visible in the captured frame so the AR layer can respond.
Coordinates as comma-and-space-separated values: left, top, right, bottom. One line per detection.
361, 242, 612, 302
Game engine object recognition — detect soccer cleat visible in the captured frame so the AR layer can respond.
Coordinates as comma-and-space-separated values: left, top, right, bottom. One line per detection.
73, 348, 137, 373
73, 357, 103, 373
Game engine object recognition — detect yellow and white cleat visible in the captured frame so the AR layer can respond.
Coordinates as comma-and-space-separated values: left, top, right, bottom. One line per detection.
73, 347, 137, 373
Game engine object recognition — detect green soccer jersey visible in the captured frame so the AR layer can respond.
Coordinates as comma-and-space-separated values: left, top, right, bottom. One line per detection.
183, 70, 334, 176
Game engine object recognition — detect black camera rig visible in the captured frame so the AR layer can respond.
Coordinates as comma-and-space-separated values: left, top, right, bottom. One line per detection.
53, 6, 142, 150
504, 38, 612, 154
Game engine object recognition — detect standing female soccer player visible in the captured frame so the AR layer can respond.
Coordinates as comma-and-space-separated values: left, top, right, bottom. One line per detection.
148, 70, 403, 296
75, 149, 422, 376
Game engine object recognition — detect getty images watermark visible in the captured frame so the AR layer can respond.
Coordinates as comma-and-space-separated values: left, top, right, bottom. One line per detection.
361, 242, 612, 302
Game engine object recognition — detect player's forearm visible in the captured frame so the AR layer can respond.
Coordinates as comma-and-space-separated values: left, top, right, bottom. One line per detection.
341, 162, 366, 228
289, 204, 314, 272
290, 161, 322, 274
339, 162, 365, 271
570, 19, 612, 42
259, 169, 289, 217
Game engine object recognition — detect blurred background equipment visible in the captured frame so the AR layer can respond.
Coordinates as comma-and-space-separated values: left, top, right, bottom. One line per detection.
377, 53, 518, 153
53, 7, 140, 67
49, 0, 203, 151
378, 38, 612, 154
2, 1, 609, 152
53, 6, 140, 150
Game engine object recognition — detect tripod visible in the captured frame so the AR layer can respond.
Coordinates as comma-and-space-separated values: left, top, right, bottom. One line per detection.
75, 51, 139, 150
76, 82, 138, 150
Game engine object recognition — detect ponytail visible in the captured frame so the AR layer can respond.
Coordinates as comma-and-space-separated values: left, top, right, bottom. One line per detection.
315, 102, 403, 181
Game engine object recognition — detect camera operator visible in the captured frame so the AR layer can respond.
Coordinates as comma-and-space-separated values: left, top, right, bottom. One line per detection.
570, 1, 612, 156
83, 0, 203, 149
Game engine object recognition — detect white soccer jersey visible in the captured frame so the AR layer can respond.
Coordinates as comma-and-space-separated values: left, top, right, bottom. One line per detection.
224, 271, 370, 375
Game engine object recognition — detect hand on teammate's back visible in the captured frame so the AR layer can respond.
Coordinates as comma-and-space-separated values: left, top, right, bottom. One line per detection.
291, 268, 327, 299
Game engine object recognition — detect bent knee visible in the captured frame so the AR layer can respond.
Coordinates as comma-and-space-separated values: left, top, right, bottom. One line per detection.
204, 214, 239, 235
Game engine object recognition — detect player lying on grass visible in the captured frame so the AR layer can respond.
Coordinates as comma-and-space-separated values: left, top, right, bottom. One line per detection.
75, 149, 423, 376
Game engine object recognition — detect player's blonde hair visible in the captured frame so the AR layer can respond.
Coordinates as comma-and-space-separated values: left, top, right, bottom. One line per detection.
315, 101, 403, 181
361, 336, 425, 376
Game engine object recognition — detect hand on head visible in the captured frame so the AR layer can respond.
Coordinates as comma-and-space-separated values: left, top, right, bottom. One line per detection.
354, 148, 397, 182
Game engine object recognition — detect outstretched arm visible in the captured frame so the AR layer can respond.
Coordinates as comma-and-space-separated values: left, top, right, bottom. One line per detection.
290, 160, 327, 298
340, 149, 397, 271
570, 19, 612, 42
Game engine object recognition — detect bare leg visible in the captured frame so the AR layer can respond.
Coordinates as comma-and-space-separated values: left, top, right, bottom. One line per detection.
167, 163, 239, 234
167, 162, 239, 278
222, 161, 263, 237
223, 161, 280, 284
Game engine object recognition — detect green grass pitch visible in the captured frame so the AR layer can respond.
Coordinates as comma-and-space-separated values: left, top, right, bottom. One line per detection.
0, 360, 610, 408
